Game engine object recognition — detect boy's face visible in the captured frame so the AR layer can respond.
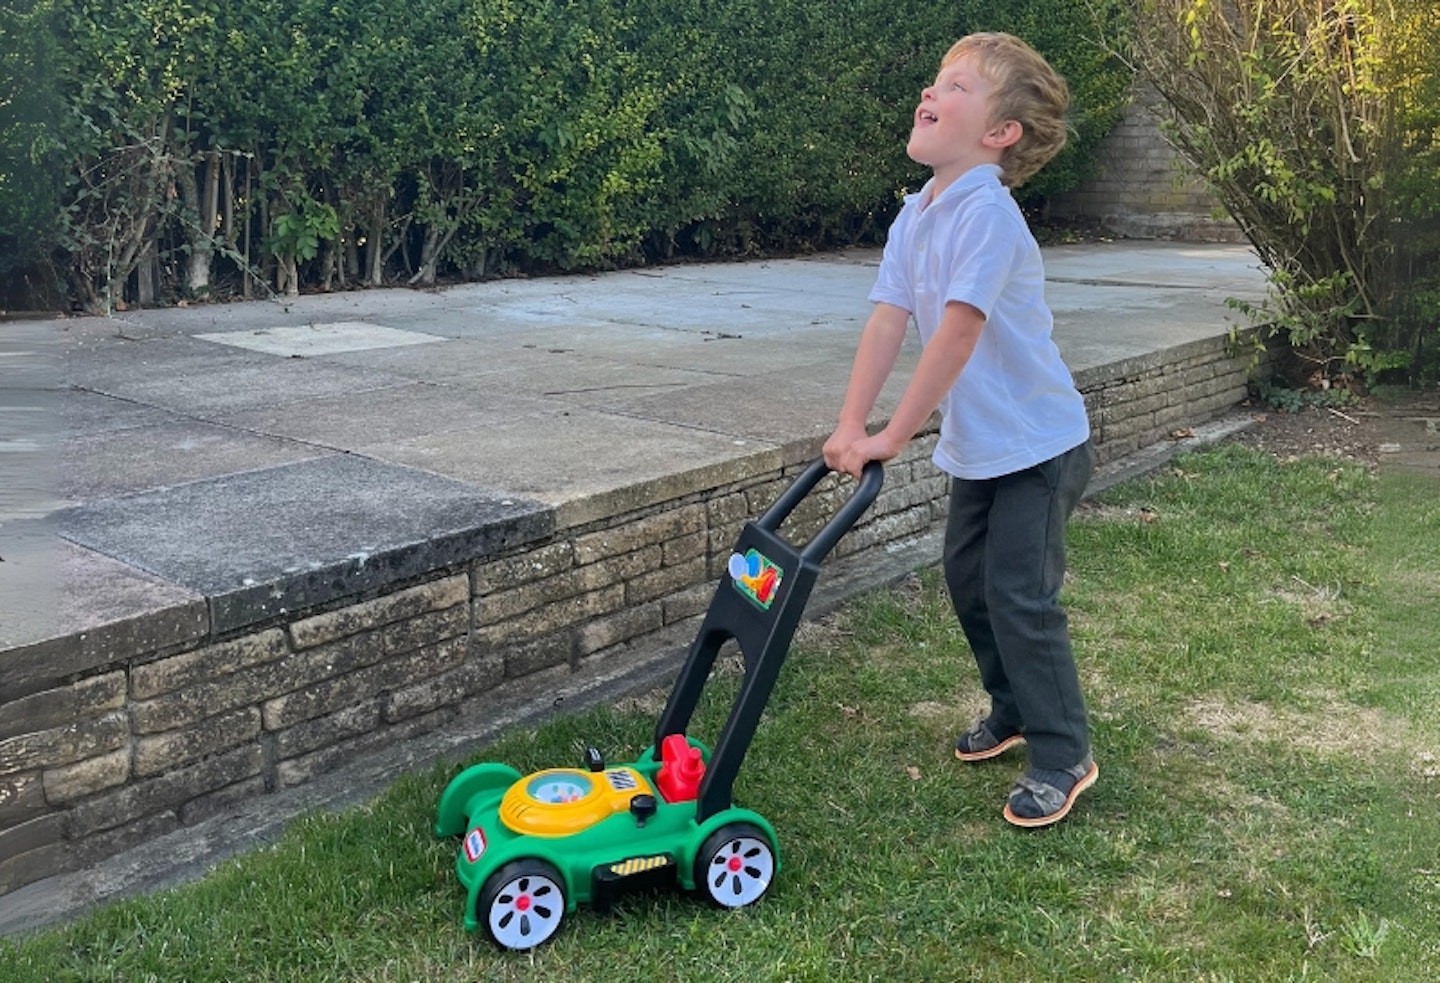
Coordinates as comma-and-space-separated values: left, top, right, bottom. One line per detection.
907, 55, 1016, 190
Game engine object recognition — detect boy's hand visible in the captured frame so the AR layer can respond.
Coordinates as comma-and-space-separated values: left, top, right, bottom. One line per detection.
828, 426, 905, 480
823, 421, 869, 473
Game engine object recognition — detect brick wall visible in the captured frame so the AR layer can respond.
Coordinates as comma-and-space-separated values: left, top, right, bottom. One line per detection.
0, 331, 1268, 897
1051, 84, 1243, 243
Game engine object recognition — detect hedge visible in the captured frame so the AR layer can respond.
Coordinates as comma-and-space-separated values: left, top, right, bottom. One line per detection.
3, 0, 1130, 311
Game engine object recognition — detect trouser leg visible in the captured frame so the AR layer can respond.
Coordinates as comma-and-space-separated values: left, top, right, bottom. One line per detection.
943, 478, 1020, 734
942, 441, 1094, 769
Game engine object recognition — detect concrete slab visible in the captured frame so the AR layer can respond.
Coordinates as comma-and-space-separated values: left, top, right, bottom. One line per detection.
98, 288, 459, 340
1, 323, 63, 524
0, 523, 208, 700
574, 362, 913, 447
1043, 240, 1267, 291
54, 455, 553, 634
211, 381, 554, 448
360, 409, 780, 528
454, 276, 872, 339
302, 338, 568, 383
195, 321, 446, 357
59, 421, 330, 502
67, 337, 415, 417
458, 351, 725, 404
59, 388, 179, 437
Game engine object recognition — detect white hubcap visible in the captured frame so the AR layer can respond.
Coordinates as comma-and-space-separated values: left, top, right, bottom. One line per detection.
704, 834, 774, 907
488, 872, 564, 950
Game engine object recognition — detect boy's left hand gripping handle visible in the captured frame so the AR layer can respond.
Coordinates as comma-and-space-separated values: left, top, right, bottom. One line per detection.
755, 458, 884, 563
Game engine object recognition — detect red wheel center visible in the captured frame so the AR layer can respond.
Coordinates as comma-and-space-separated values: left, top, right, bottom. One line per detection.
728, 856, 744, 872
516, 895, 532, 912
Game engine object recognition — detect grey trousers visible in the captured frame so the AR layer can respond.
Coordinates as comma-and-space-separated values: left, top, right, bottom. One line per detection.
941, 441, 1094, 770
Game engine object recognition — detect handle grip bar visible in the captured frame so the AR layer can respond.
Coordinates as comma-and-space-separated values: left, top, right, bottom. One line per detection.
754, 458, 884, 564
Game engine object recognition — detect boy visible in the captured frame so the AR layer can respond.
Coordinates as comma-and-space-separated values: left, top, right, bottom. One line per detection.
823, 33, 1096, 827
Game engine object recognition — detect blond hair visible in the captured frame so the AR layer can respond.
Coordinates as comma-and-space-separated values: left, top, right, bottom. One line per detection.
942, 33, 1069, 187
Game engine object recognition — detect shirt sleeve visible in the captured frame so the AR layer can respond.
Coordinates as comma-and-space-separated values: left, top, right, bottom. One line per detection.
942, 202, 1025, 319
867, 206, 914, 312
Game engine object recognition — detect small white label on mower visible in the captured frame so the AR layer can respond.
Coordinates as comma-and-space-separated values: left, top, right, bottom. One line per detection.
464, 827, 487, 863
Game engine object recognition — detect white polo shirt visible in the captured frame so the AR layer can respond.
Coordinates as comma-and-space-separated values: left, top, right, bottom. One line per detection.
868, 164, 1090, 480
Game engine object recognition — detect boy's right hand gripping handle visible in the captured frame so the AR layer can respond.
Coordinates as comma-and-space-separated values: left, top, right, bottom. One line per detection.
754, 458, 884, 564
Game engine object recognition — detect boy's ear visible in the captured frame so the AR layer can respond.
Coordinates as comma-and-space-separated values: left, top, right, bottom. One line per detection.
984, 120, 1023, 149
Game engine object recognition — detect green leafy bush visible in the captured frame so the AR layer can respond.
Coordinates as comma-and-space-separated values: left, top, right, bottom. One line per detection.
9, 0, 1130, 311
1122, 0, 1440, 387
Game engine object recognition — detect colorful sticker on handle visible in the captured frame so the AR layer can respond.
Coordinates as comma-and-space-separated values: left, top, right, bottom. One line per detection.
728, 549, 784, 610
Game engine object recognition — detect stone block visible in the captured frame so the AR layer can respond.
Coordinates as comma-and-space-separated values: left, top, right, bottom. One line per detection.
72, 811, 182, 869
475, 585, 626, 647
472, 542, 575, 595
744, 476, 791, 513
130, 630, 288, 700
477, 552, 643, 625
132, 707, 262, 777
68, 745, 264, 837
382, 654, 503, 723
0, 672, 126, 741
578, 601, 665, 657
706, 491, 751, 526
0, 839, 70, 897
1106, 411, 1156, 443
0, 813, 67, 883
262, 667, 386, 733
180, 776, 268, 826
130, 629, 384, 734
661, 531, 709, 568
0, 711, 127, 773
275, 729, 392, 789
664, 584, 717, 625
503, 634, 575, 679
0, 771, 45, 826
273, 701, 381, 759
573, 504, 707, 566
625, 556, 707, 607
262, 636, 465, 731
42, 747, 130, 804
707, 523, 746, 564
0, 534, 208, 703
1181, 363, 1221, 388
287, 575, 468, 649
381, 605, 468, 656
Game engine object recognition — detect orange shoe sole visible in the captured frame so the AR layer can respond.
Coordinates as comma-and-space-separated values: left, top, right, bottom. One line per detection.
954, 732, 1026, 763
1003, 759, 1099, 828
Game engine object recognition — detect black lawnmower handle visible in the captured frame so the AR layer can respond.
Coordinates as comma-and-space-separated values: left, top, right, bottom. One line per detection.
754, 458, 884, 564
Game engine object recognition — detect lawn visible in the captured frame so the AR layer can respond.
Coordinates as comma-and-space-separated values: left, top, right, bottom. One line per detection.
3, 444, 1437, 981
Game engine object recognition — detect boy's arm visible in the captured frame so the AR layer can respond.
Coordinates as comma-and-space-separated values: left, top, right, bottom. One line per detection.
833, 300, 985, 478
823, 302, 912, 472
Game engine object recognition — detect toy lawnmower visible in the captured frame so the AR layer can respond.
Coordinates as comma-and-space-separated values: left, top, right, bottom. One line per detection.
434, 458, 884, 949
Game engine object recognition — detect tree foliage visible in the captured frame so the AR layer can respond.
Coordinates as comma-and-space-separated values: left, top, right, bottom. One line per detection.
2, 0, 1131, 312
0, 2, 66, 301
1120, 0, 1440, 385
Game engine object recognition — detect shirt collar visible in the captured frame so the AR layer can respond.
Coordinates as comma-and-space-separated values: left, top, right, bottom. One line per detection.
910, 163, 1005, 211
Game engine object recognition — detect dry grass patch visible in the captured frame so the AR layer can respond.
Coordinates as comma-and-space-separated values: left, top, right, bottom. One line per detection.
1181, 696, 1438, 775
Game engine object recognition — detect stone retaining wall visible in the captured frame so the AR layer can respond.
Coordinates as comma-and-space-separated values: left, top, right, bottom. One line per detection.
0, 331, 1267, 897
1050, 84, 1243, 243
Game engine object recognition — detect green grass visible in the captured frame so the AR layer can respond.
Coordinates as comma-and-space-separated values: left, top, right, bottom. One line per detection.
4, 445, 1439, 981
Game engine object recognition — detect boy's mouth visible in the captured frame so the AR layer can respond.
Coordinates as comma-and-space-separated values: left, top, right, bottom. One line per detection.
916, 109, 938, 126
